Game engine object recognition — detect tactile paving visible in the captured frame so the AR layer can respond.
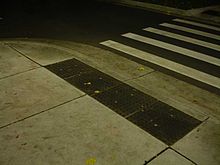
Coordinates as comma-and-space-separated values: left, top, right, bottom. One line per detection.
94, 84, 158, 117
46, 58, 94, 78
66, 70, 120, 95
45, 58, 202, 145
127, 102, 201, 145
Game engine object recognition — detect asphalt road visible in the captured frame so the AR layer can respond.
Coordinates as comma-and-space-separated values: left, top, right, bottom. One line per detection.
0, 0, 173, 44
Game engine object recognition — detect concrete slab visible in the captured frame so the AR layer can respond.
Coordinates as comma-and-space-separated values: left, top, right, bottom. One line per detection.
0, 68, 84, 127
6, 42, 76, 66
0, 96, 166, 165
126, 71, 220, 121
173, 118, 220, 165
6, 40, 154, 81
148, 149, 194, 165
0, 43, 39, 79
46, 40, 154, 81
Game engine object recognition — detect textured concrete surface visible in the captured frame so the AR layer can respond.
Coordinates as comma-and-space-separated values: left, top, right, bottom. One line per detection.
0, 43, 39, 79
0, 96, 166, 165
0, 67, 84, 127
148, 149, 194, 165
174, 118, 220, 165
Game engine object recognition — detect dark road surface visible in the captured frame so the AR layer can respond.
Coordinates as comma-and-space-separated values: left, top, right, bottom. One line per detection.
0, 0, 173, 44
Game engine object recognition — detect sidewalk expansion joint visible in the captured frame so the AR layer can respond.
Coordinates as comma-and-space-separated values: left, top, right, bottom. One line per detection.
0, 94, 87, 130
143, 147, 169, 165
5, 43, 42, 67
0, 67, 41, 80
169, 147, 198, 164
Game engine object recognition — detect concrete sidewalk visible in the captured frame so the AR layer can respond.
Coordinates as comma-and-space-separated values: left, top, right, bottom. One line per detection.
0, 39, 220, 165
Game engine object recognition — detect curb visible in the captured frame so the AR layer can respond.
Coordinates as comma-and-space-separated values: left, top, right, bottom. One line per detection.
0, 38, 85, 61
98, 0, 220, 26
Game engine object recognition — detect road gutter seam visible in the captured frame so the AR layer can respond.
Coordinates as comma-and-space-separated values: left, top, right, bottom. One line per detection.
0, 94, 87, 130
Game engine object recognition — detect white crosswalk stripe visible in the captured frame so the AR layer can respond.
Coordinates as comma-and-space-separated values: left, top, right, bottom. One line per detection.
122, 32, 220, 67
100, 18, 220, 90
143, 27, 220, 52
160, 23, 220, 40
100, 40, 220, 89
173, 18, 220, 32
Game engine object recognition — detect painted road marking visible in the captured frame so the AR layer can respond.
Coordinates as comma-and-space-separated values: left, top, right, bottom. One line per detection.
100, 40, 220, 89
160, 23, 220, 40
173, 18, 220, 32
122, 32, 220, 67
143, 27, 220, 52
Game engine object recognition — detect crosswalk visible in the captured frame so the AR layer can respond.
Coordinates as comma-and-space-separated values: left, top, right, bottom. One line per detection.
172, 18, 220, 32
100, 18, 220, 91
160, 23, 220, 40
143, 27, 220, 52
